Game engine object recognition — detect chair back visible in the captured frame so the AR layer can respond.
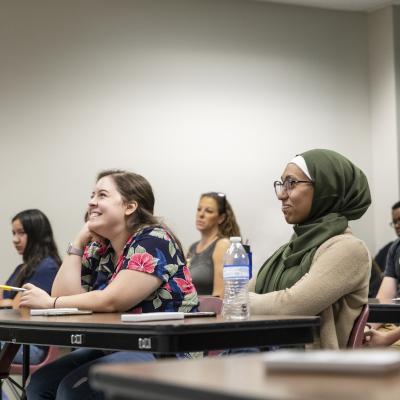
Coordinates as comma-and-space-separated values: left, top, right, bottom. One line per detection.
347, 304, 369, 348
198, 295, 223, 314
198, 296, 223, 356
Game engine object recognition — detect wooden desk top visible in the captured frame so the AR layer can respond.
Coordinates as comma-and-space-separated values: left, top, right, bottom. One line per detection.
91, 353, 400, 400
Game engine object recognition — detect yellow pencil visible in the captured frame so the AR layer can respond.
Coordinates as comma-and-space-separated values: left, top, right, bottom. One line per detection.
0, 284, 27, 292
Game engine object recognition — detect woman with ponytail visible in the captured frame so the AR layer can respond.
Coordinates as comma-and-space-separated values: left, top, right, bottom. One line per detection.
187, 192, 241, 297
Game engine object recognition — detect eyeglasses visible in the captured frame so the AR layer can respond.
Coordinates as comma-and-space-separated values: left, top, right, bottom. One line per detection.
273, 179, 314, 197
389, 219, 400, 227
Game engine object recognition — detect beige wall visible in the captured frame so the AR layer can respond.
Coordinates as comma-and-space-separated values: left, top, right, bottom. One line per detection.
0, 0, 384, 282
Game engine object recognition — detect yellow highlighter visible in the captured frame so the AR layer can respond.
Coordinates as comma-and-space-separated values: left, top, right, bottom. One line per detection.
0, 284, 27, 292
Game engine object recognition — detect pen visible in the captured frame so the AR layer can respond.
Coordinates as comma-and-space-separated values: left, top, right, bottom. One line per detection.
0, 284, 27, 292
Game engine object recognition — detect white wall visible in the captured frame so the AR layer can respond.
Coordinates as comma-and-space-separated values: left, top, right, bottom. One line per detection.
0, 0, 374, 283
368, 6, 400, 252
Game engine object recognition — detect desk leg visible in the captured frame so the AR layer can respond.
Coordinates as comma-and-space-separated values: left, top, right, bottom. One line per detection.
22, 345, 30, 388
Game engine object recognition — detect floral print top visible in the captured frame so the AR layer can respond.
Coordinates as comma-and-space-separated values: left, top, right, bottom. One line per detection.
80, 225, 198, 313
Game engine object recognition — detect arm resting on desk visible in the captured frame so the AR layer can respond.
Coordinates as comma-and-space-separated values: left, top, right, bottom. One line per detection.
365, 326, 400, 347
20, 269, 162, 312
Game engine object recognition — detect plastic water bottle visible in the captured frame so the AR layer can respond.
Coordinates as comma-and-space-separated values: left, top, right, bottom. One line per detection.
222, 237, 250, 320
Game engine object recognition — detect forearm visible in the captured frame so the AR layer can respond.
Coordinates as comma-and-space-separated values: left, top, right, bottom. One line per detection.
52, 254, 85, 296
53, 271, 160, 313
54, 290, 117, 312
385, 327, 400, 345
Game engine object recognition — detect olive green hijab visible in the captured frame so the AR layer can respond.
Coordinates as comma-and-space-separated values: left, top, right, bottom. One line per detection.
255, 149, 371, 294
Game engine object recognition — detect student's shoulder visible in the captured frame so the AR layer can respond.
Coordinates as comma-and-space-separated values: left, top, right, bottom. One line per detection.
36, 256, 60, 270
214, 237, 230, 252
133, 226, 174, 248
388, 238, 400, 254
316, 229, 370, 260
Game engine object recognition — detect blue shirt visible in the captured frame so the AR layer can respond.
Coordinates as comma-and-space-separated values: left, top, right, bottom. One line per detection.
4, 256, 59, 299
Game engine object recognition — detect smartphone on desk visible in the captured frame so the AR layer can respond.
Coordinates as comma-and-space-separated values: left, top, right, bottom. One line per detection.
184, 311, 216, 318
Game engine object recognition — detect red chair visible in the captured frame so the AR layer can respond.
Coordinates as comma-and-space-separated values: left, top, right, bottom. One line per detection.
1, 345, 60, 399
198, 296, 223, 356
198, 295, 223, 314
347, 304, 369, 348
9, 345, 60, 376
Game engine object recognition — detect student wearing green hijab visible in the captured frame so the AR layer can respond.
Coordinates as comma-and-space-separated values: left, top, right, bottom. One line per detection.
249, 149, 371, 349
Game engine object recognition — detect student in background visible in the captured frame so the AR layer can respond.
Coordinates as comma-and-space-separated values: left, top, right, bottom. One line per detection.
249, 149, 371, 349
187, 192, 241, 296
21, 170, 198, 400
374, 201, 400, 273
4, 209, 61, 363
368, 201, 400, 297
364, 217, 400, 348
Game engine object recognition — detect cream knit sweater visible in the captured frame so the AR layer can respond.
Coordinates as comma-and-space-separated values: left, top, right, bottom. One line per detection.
249, 228, 371, 349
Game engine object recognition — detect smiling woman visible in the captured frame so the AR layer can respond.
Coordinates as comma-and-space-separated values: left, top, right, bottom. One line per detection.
21, 169, 198, 400
249, 149, 372, 349
274, 164, 314, 225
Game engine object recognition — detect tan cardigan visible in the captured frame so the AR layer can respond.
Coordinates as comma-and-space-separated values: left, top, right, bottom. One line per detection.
249, 228, 371, 349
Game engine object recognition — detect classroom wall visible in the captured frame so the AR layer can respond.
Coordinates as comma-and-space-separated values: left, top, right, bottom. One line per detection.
368, 6, 400, 257
0, 0, 378, 283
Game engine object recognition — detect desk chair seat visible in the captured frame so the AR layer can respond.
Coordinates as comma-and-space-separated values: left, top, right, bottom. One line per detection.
347, 304, 369, 348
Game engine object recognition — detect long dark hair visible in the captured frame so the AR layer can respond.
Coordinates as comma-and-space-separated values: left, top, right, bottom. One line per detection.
97, 170, 185, 257
201, 192, 241, 238
12, 209, 61, 287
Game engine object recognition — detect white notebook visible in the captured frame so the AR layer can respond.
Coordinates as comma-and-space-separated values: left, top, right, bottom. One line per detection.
121, 311, 216, 322
30, 308, 93, 316
264, 350, 400, 374
121, 312, 184, 322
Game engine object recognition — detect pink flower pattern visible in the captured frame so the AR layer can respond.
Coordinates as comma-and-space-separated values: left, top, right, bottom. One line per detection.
81, 226, 198, 313
127, 252, 155, 274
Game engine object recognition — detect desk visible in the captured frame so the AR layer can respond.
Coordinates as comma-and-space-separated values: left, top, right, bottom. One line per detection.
91, 353, 400, 400
368, 299, 400, 323
0, 309, 319, 352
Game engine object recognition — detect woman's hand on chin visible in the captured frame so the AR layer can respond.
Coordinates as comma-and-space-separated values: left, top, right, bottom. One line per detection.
76, 222, 106, 248
19, 283, 54, 309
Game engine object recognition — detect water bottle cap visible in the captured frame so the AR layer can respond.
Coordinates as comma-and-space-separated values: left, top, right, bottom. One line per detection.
229, 236, 241, 243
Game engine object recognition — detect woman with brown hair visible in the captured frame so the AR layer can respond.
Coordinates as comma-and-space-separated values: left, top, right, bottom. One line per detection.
187, 192, 241, 297
21, 169, 198, 400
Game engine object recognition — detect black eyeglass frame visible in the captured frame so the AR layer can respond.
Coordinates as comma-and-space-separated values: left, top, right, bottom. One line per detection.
273, 179, 314, 196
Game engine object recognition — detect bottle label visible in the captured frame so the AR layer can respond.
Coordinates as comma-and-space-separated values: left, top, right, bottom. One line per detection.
223, 265, 249, 280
